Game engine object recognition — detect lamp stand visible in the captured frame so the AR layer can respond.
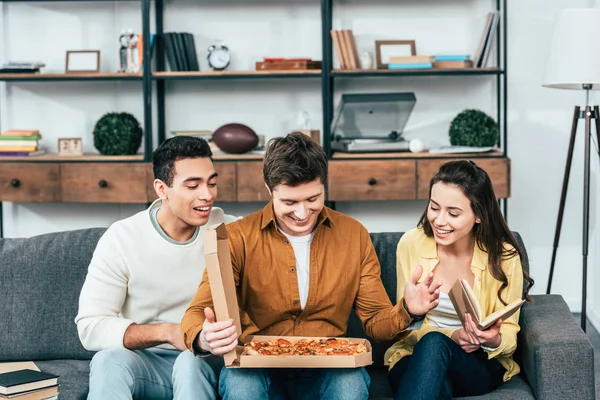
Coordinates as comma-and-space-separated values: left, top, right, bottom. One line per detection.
546, 96, 600, 332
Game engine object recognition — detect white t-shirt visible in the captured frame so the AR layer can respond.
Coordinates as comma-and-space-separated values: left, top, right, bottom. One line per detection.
75, 199, 238, 351
282, 231, 314, 309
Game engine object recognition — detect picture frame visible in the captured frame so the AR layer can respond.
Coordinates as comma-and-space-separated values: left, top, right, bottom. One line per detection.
58, 137, 83, 156
65, 50, 100, 74
375, 40, 417, 69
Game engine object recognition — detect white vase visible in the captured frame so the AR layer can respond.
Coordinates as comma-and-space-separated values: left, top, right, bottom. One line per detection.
359, 52, 373, 69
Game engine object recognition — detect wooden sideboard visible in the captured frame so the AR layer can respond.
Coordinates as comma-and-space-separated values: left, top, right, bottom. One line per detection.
0, 157, 510, 204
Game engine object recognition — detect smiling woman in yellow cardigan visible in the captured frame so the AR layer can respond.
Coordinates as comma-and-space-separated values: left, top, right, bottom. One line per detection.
386, 160, 534, 400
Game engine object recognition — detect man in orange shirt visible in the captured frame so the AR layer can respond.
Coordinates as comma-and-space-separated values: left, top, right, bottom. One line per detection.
181, 132, 441, 400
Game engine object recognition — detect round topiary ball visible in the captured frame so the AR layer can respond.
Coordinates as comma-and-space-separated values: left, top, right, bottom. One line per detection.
93, 112, 143, 155
449, 109, 499, 147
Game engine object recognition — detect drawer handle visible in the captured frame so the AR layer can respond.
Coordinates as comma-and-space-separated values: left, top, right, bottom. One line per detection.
368, 178, 377, 186
10, 178, 21, 188
98, 179, 108, 188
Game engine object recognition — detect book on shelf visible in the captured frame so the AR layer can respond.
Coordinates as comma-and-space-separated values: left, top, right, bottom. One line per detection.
0, 130, 40, 138
473, 11, 500, 68
433, 60, 474, 69
162, 32, 199, 72
330, 29, 359, 70
0, 363, 58, 397
0, 150, 46, 157
388, 62, 432, 70
448, 278, 525, 330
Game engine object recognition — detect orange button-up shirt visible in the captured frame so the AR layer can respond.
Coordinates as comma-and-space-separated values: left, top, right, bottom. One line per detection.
182, 202, 411, 352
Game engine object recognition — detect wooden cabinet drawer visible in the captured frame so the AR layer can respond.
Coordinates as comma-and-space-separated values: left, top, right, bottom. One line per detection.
0, 163, 60, 202
61, 163, 148, 203
417, 158, 510, 199
328, 160, 417, 201
236, 161, 270, 202
214, 161, 237, 202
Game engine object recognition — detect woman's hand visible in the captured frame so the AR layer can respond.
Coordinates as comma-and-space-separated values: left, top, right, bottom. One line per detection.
451, 328, 481, 353
403, 265, 442, 316
463, 313, 502, 349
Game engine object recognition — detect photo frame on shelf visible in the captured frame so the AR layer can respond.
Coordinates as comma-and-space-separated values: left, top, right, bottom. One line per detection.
375, 40, 416, 69
65, 50, 100, 74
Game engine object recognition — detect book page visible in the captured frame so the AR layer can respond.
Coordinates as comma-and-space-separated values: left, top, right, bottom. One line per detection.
461, 279, 482, 322
478, 298, 525, 330
0, 362, 40, 374
448, 279, 470, 327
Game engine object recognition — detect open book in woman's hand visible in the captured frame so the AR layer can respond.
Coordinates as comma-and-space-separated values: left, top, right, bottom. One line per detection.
448, 278, 525, 330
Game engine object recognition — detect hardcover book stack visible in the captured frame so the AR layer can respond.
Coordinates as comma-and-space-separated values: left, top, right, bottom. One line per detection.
0, 130, 43, 157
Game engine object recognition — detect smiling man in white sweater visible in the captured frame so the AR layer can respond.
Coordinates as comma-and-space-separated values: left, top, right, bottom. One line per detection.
75, 136, 237, 400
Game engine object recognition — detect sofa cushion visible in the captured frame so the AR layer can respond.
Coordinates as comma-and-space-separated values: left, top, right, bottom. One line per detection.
0, 228, 106, 361
35, 359, 90, 400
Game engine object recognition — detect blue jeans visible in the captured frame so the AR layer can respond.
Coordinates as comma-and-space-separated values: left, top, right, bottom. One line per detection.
88, 347, 223, 400
219, 366, 371, 400
389, 332, 506, 400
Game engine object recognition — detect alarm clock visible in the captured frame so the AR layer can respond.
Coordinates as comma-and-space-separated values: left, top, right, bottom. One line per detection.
207, 43, 230, 71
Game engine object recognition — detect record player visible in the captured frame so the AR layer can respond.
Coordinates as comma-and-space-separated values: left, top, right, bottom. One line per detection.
330, 92, 416, 153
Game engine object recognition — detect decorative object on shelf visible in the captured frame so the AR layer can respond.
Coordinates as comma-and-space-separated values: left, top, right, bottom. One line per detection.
255, 58, 321, 71
359, 52, 374, 70
93, 112, 143, 155
118, 29, 144, 73
542, 8, 600, 332
212, 123, 258, 154
375, 40, 416, 69
58, 137, 83, 156
207, 41, 230, 71
65, 50, 100, 74
331, 92, 416, 153
448, 109, 499, 147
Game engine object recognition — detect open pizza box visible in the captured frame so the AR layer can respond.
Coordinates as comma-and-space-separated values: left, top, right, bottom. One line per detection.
204, 223, 373, 368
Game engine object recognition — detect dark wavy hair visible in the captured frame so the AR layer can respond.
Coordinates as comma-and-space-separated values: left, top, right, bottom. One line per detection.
153, 136, 213, 187
418, 160, 534, 304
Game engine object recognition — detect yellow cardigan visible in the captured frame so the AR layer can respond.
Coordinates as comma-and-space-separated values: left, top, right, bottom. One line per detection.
384, 227, 525, 382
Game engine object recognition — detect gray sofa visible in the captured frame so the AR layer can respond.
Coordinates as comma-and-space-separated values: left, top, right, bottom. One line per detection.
0, 228, 595, 400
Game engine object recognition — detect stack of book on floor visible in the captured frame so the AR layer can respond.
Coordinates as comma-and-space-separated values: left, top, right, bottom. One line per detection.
0, 130, 44, 157
387, 55, 472, 70
0, 362, 58, 400
162, 32, 200, 72
330, 29, 360, 70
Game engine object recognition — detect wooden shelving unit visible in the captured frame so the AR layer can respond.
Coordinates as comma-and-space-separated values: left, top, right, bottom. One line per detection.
153, 70, 321, 80
0, 154, 145, 162
0, 73, 142, 82
331, 67, 503, 77
332, 151, 504, 159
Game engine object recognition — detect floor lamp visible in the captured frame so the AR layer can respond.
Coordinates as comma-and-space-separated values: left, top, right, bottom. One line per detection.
543, 9, 600, 332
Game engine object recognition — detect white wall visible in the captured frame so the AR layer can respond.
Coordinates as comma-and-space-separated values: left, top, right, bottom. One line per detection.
1, 0, 600, 325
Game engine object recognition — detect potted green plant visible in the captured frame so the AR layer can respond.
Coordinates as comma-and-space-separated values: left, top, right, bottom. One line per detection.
448, 109, 499, 147
93, 112, 143, 156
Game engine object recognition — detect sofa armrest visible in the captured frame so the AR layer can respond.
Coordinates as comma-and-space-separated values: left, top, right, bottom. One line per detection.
518, 294, 595, 400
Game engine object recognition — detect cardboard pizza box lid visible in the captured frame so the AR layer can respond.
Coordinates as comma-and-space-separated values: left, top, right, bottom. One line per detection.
204, 223, 242, 366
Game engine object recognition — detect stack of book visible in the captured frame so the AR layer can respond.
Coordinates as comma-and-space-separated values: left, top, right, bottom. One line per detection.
0, 130, 44, 157
162, 32, 200, 72
387, 55, 472, 70
0, 362, 59, 400
330, 29, 360, 70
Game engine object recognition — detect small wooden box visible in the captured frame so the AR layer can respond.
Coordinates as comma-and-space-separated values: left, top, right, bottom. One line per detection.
58, 137, 83, 156
255, 60, 322, 71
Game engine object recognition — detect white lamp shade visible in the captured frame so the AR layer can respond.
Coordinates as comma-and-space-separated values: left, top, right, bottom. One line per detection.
544, 9, 600, 90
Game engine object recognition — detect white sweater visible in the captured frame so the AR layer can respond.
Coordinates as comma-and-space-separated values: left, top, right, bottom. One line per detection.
75, 201, 237, 351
